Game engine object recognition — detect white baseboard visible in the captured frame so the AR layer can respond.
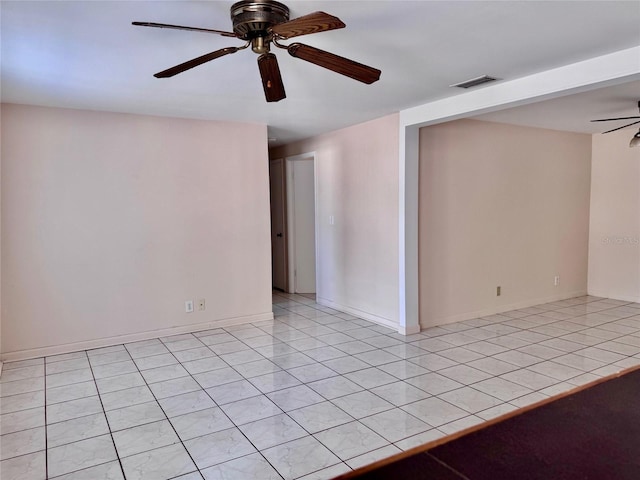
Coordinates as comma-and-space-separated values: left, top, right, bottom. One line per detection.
316, 297, 399, 331
587, 290, 640, 304
399, 325, 421, 335
0, 311, 274, 363
421, 290, 589, 329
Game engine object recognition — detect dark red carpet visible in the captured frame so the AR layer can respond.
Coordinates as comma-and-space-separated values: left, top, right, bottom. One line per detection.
339, 366, 640, 480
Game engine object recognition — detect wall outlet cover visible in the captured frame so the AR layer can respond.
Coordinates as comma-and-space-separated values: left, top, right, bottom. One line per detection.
185, 300, 194, 313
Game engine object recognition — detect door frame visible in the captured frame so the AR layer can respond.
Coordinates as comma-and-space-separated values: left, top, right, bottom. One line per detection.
285, 152, 319, 296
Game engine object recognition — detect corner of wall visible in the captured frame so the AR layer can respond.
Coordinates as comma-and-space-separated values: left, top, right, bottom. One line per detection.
587, 128, 640, 301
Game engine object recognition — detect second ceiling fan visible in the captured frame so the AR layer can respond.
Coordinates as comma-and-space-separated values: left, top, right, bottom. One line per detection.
133, 0, 381, 102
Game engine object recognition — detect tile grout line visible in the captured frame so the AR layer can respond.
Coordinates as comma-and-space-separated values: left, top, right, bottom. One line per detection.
122, 340, 208, 479
127, 332, 299, 479
85, 348, 128, 480
197, 324, 351, 478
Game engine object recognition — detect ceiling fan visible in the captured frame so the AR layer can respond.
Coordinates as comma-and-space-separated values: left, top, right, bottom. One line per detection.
591, 101, 640, 148
591, 101, 640, 134
133, 0, 381, 102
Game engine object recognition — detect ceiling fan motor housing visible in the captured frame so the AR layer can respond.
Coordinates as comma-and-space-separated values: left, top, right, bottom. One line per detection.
230, 0, 290, 40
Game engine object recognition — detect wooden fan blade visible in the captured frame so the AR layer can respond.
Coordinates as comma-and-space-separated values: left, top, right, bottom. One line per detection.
271, 11, 345, 39
591, 116, 640, 122
258, 53, 286, 102
154, 47, 239, 78
132, 22, 236, 38
602, 119, 640, 134
287, 43, 381, 84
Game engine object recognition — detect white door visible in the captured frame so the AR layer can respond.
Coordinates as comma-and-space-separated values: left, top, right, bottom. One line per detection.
288, 157, 316, 294
269, 159, 287, 291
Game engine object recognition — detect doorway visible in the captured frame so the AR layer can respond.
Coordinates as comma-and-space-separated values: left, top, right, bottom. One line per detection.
269, 158, 287, 291
286, 154, 317, 294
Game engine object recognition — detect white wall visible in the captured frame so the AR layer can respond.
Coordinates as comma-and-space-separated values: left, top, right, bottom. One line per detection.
0, 105, 3, 367
419, 119, 592, 328
588, 128, 640, 302
270, 114, 400, 328
1, 104, 273, 360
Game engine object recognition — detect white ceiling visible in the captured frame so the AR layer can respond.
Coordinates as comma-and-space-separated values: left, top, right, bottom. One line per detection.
475, 80, 640, 135
2, 1, 640, 145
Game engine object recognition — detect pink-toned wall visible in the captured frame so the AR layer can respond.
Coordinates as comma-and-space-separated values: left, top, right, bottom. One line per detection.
270, 114, 400, 327
588, 128, 640, 301
419, 119, 592, 327
1, 104, 272, 360
0, 106, 3, 367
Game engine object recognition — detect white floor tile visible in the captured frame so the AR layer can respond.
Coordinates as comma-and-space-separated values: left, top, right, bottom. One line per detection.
0, 426, 45, 461
288, 401, 354, 434
0, 450, 46, 480
344, 367, 398, 389
170, 407, 234, 441
133, 353, 179, 371
331, 391, 394, 419
262, 436, 341, 480
121, 443, 196, 480
307, 376, 364, 400
314, 421, 388, 461
359, 408, 431, 443
47, 413, 109, 448
405, 372, 464, 395
438, 386, 504, 413
201, 452, 281, 480
147, 376, 202, 400
219, 395, 282, 426
437, 365, 493, 385
112, 419, 179, 458
47, 434, 117, 478
100, 386, 155, 411
95, 372, 146, 395
47, 397, 102, 424
369, 381, 431, 406
50, 461, 124, 480
105, 401, 166, 432
92, 360, 138, 380
0, 365, 44, 383
500, 369, 560, 390
46, 382, 97, 405
287, 363, 338, 383
0, 390, 45, 415
248, 371, 301, 393
183, 427, 256, 470
239, 413, 308, 450
267, 385, 325, 412
401, 397, 468, 427
471, 377, 534, 402
158, 389, 216, 418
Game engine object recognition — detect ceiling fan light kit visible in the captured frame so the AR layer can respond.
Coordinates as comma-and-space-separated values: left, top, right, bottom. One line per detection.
591, 100, 640, 148
133, 0, 381, 102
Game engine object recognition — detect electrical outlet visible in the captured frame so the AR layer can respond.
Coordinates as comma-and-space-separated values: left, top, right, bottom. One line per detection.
497, 286, 501, 296
185, 300, 194, 313
554, 276, 560, 286
197, 299, 206, 311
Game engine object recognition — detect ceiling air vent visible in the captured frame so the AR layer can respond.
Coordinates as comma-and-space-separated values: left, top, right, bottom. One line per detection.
450, 75, 499, 89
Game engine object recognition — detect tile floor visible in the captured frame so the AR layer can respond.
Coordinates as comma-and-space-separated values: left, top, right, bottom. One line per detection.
1, 293, 640, 479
